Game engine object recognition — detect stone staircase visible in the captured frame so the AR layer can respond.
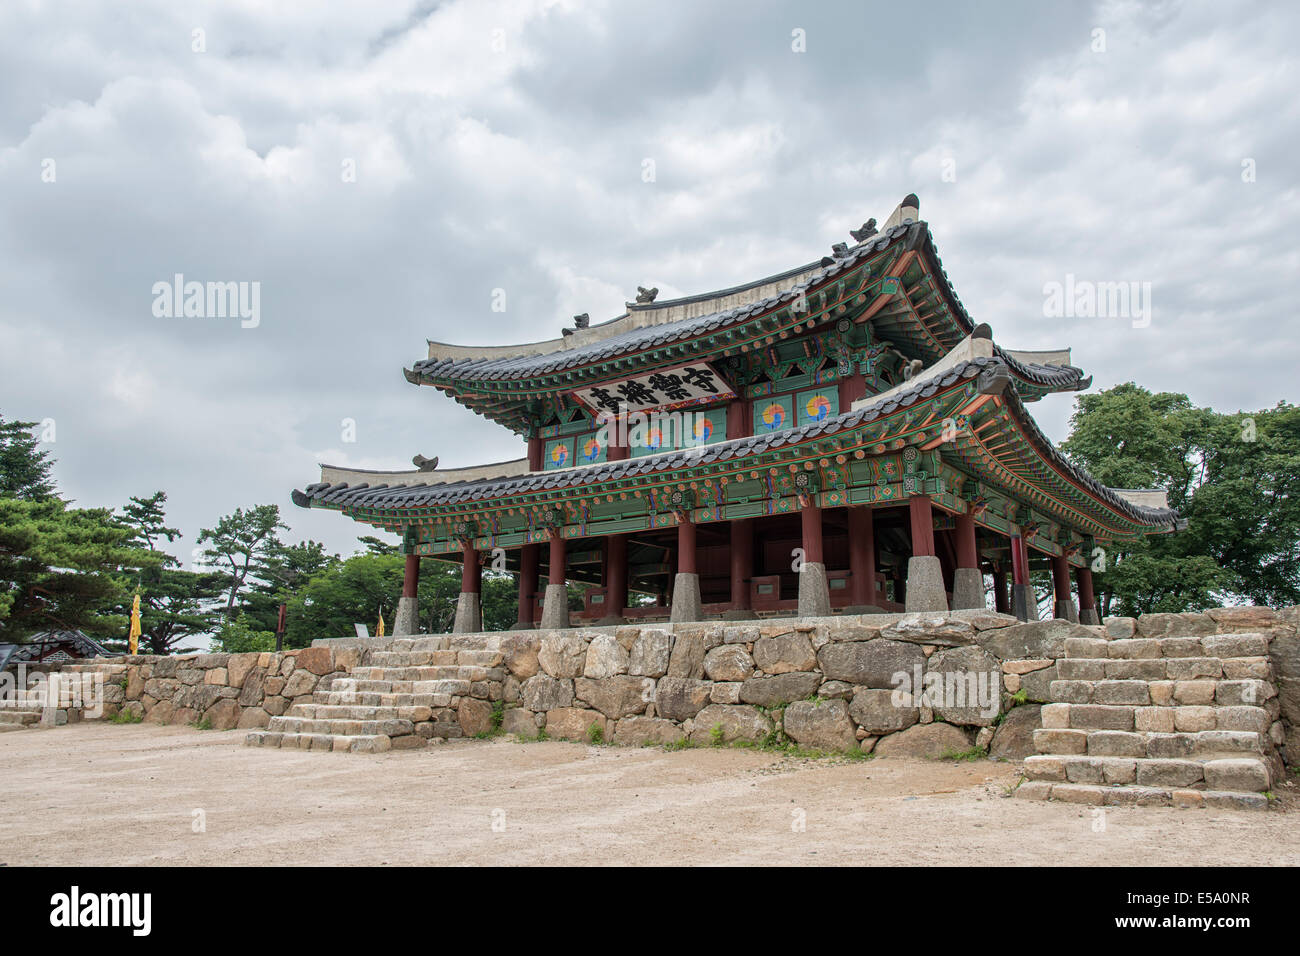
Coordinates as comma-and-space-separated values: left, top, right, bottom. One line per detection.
0, 664, 117, 730
0, 704, 45, 732
1017, 631, 1284, 810
245, 643, 496, 753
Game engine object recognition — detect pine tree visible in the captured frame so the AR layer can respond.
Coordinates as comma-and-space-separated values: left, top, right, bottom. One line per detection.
112, 492, 224, 654
0, 415, 56, 500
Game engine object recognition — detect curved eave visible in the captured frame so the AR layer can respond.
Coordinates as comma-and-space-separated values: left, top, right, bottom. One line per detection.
295, 357, 1176, 539
407, 222, 921, 388
406, 219, 1092, 409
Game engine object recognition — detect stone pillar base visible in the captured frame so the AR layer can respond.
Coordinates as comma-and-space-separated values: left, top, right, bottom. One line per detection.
904, 556, 949, 612
539, 584, 569, 629
452, 592, 481, 634
1012, 584, 1034, 622
393, 595, 420, 636
951, 567, 984, 610
1054, 598, 1079, 623
670, 572, 702, 623
1079, 607, 1100, 625
798, 562, 832, 618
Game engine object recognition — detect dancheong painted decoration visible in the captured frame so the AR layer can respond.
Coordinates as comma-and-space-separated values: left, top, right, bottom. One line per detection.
292, 195, 1182, 635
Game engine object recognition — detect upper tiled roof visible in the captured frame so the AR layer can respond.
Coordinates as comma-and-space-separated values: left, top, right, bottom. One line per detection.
407, 219, 1090, 398
410, 224, 914, 383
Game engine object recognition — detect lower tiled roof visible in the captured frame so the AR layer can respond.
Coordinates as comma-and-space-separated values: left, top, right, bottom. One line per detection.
294, 356, 1175, 530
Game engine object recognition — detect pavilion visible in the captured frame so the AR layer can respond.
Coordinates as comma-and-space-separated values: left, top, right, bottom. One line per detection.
292, 195, 1181, 633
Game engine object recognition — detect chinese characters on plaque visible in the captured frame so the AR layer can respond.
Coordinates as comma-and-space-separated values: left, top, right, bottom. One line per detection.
571, 362, 735, 416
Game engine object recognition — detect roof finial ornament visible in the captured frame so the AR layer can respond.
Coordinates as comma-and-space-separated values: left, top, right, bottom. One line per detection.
830, 241, 850, 258
902, 358, 925, 381
849, 218, 877, 242
412, 454, 439, 472
573, 313, 590, 329
635, 286, 659, 304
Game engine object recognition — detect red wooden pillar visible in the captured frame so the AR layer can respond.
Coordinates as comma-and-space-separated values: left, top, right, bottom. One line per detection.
950, 510, 983, 609
1010, 533, 1032, 621
992, 566, 1010, 614
461, 540, 480, 594
606, 533, 628, 616
527, 436, 543, 471
955, 513, 978, 569
671, 515, 702, 622
1052, 554, 1077, 622
847, 506, 876, 606
726, 399, 750, 440
1076, 565, 1099, 624
549, 533, 566, 588
801, 501, 824, 564
838, 372, 866, 409
798, 499, 830, 616
908, 495, 936, 557
516, 543, 538, 627
677, 516, 697, 575
402, 553, 420, 598
730, 518, 753, 610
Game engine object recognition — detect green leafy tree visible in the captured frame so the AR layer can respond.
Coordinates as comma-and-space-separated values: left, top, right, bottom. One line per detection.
111, 492, 225, 655
357, 534, 399, 556
281, 553, 518, 647
0, 496, 148, 640
197, 505, 289, 617
0, 416, 56, 500
1062, 384, 1298, 613
209, 616, 277, 653
241, 539, 338, 632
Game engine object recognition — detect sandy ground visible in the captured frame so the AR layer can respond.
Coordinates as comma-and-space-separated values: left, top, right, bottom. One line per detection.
2, 722, 1298, 866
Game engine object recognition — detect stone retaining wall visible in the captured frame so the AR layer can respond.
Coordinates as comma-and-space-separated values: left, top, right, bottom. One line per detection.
319, 609, 1085, 756
60, 647, 359, 730
41, 604, 1300, 766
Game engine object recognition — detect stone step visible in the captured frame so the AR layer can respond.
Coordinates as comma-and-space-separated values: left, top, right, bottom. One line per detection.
379, 638, 455, 653
349, 665, 495, 682
1048, 678, 1275, 707
287, 703, 433, 722
1014, 781, 1267, 811
244, 731, 393, 753
1033, 727, 1266, 760
1041, 702, 1271, 734
0, 709, 44, 725
1064, 634, 1270, 660
1024, 753, 1272, 791
1057, 657, 1272, 682
349, 678, 472, 696
366, 650, 502, 668
268, 716, 414, 736
366, 650, 457, 666
312, 691, 454, 708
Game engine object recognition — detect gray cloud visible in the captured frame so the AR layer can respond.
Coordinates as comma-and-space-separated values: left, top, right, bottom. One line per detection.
0, 0, 1295, 573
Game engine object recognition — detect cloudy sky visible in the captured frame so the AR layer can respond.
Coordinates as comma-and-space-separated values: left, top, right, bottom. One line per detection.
1, 0, 1296, 567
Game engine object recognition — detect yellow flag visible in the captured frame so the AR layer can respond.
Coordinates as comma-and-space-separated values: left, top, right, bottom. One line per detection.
376, 608, 385, 638
128, 591, 142, 655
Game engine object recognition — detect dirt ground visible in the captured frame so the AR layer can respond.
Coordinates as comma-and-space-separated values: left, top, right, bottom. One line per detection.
2, 722, 1298, 866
